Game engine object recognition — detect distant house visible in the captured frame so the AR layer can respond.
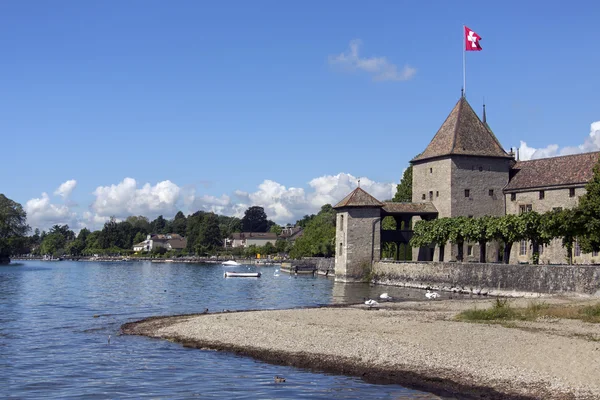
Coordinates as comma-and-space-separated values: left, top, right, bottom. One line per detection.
278, 225, 304, 244
133, 233, 188, 252
225, 232, 278, 248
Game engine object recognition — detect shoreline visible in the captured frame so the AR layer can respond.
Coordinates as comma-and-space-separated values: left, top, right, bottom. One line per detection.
121, 298, 600, 400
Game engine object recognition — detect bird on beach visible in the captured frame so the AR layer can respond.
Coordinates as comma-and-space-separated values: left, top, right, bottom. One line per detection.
425, 290, 440, 299
202, 308, 209, 314
379, 293, 392, 301
364, 299, 379, 309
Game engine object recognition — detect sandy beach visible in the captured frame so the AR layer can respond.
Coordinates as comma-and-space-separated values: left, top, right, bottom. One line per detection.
122, 297, 600, 399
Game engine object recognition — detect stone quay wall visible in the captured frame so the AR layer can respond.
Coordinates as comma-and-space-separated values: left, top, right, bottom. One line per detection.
291, 257, 335, 275
372, 261, 600, 297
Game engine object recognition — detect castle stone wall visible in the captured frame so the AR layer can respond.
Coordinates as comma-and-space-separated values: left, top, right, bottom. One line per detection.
505, 186, 595, 264
450, 156, 510, 218
334, 207, 381, 282
373, 261, 600, 296
412, 158, 452, 217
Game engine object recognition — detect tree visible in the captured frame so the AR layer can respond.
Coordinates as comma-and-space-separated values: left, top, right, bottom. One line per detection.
275, 238, 289, 254
543, 208, 582, 264
68, 227, 90, 256
463, 216, 494, 263
393, 165, 413, 202
487, 215, 524, 264
576, 161, 600, 253
185, 211, 206, 252
0, 194, 33, 261
218, 215, 242, 239
171, 211, 187, 236
99, 217, 120, 249
84, 231, 102, 253
409, 218, 452, 261
448, 217, 469, 262
193, 213, 222, 255
289, 205, 336, 258
269, 224, 282, 235
241, 206, 268, 232
40, 233, 66, 256
125, 216, 151, 234
518, 211, 552, 264
296, 214, 315, 228
151, 215, 167, 234
132, 232, 147, 245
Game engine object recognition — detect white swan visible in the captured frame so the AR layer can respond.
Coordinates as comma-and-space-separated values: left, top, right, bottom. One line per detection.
364, 299, 379, 308
379, 293, 392, 300
425, 290, 440, 299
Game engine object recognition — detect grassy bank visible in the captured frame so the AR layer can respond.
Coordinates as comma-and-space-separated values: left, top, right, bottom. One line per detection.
457, 299, 600, 324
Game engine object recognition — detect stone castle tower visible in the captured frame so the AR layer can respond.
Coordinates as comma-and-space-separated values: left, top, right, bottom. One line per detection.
411, 97, 513, 261
333, 188, 383, 282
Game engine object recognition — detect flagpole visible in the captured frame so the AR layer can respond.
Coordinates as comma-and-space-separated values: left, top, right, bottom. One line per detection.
462, 25, 466, 97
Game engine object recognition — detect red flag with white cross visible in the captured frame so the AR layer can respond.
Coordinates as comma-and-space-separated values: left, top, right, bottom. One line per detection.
464, 26, 482, 51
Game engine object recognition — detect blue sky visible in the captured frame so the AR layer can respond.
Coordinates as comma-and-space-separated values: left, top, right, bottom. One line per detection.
2, 1, 599, 231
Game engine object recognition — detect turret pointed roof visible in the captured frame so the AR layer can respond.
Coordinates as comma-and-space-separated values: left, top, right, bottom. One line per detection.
333, 187, 383, 209
412, 97, 511, 163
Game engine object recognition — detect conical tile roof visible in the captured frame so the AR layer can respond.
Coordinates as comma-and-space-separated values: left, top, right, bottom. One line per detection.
412, 97, 511, 163
333, 187, 384, 209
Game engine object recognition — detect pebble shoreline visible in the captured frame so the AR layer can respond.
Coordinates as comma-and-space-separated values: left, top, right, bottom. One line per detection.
122, 298, 600, 400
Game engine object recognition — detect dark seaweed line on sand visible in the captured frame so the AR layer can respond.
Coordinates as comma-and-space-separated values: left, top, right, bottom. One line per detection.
120, 313, 563, 400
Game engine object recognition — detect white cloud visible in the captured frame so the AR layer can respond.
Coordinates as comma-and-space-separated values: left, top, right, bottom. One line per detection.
91, 177, 181, 219
25, 192, 78, 231
53, 179, 77, 199
519, 121, 600, 161
25, 173, 397, 231
223, 173, 395, 224
329, 39, 416, 82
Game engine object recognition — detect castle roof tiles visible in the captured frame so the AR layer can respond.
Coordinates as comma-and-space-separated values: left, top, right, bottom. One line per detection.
382, 202, 438, 214
505, 151, 600, 191
333, 187, 384, 208
412, 97, 511, 163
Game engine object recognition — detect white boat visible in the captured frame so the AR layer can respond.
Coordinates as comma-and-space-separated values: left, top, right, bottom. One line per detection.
222, 260, 241, 266
224, 271, 261, 278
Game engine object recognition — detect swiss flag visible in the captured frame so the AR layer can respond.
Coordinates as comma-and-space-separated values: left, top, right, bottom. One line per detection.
465, 26, 482, 51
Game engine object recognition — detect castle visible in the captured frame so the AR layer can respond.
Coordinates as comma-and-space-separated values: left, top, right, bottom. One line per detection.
334, 96, 600, 279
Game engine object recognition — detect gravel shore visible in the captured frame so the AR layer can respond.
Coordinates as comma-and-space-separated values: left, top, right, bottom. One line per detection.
122, 297, 600, 399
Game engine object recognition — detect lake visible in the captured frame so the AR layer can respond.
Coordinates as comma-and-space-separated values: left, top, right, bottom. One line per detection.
0, 260, 443, 399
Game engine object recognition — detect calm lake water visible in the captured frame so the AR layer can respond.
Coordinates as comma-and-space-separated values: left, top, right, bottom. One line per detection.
0, 260, 442, 399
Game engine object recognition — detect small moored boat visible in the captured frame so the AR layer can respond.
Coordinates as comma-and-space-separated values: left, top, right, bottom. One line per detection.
224, 271, 261, 278
222, 260, 241, 266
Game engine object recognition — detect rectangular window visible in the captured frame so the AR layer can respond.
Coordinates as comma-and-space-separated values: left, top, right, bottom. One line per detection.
519, 204, 532, 214
429, 168, 433, 174
464, 189, 470, 198
339, 215, 344, 231
422, 193, 426, 200
429, 191, 433, 200
519, 240, 527, 256
574, 239, 581, 257
511, 193, 516, 201
489, 189, 494, 196
436, 191, 439, 197
467, 245, 473, 256
539, 190, 545, 200
339, 242, 343, 256
569, 188, 576, 197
